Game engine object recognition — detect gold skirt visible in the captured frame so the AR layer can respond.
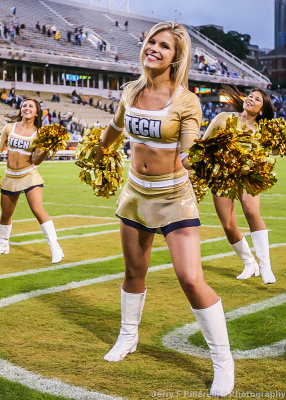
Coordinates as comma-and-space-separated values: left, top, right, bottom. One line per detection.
1, 165, 44, 193
116, 168, 200, 233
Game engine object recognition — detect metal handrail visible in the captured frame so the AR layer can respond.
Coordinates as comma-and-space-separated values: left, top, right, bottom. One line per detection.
185, 25, 270, 83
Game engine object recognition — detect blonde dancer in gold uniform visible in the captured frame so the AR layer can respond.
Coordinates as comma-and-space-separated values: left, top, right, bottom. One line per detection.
94, 22, 234, 396
0, 98, 64, 263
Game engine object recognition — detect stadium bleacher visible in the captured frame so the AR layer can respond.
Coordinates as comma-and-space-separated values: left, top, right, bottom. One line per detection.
0, 0, 271, 144
0, 0, 270, 87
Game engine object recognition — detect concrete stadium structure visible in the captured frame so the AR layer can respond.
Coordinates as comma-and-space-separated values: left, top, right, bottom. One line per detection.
0, 0, 271, 100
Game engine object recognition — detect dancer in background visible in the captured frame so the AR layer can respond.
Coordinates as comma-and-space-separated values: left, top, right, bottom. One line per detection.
0, 98, 64, 263
203, 86, 276, 284
93, 21, 234, 397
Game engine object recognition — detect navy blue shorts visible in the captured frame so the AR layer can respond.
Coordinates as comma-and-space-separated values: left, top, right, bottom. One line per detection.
118, 216, 200, 237
1, 184, 44, 196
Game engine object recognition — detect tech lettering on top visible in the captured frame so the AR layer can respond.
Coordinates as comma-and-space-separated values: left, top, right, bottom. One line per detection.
9, 137, 30, 150
124, 114, 162, 138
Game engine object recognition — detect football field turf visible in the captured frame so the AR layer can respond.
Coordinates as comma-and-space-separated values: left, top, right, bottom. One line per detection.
0, 158, 285, 400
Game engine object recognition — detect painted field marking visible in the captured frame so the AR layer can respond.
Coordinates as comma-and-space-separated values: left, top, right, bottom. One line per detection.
9, 221, 250, 246
201, 224, 249, 229
200, 212, 286, 220
44, 201, 115, 210
11, 222, 120, 238
10, 229, 121, 245
262, 194, 285, 197
6, 234, 234, 274
0, 246, 285, 400
163, 294, 286, 359
3, 239, 283, 280
0, 359, 126, 400
13, 232, 229, 246
12, 215, 118, 223
0, 242, 234, 280
11, 223, 242, 235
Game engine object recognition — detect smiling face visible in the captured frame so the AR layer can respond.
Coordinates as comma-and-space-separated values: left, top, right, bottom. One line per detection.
21, 99, 38, 120
243, 90, 263, 117
143, 30, 176, 74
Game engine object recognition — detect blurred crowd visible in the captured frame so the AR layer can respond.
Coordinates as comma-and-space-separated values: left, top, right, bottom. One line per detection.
193, 52, 246, 80
1, 88, 285, 157
0, 89, 116, 145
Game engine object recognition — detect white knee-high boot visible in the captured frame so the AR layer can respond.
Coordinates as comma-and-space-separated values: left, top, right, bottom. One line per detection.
0, 224, 12, 254
104, 286, 147, 362
231, 236, 260, 280
40, 220, 64, 264
191, 298, 235, 397
251, 230, 276, 284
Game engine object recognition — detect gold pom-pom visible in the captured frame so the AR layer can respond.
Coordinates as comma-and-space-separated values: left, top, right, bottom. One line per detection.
189, 169, 209, 203
187, 115, 277, 200
34, 124, 70, 156
256, 117, 286, 156
75, 126, 125, 198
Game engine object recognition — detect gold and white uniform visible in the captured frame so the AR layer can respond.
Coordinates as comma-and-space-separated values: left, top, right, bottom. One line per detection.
0, 123, 44, 194
111, 87, 202, 235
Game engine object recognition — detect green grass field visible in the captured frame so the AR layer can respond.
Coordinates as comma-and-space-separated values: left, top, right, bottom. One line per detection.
0, 158, 285, 400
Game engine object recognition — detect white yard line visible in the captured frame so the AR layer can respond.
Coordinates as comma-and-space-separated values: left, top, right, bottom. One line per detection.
10, 222, 251, 245
12, 215, 118, 223
1, 242, 284, 280
201, 224, 249, 229
44, 202, 116, 210
10, 229, 120, 245
163, 294, 286, 359
201, 212, 286, 220
0, 244, 284, 398
11, 223, 119, 237
0, 246, 167, 280
0, 358, 126, 400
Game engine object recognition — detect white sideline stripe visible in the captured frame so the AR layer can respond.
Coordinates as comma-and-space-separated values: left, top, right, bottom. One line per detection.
163, 294, 286, 360
201, 212, 286, 220
0, 356, 124, 400
3, 241, 284, 280
10, 226, 250, 246
44, 202, 115, 210
10, 231, 229, 246
0, 246, 168, 280
3, 245, 286, 305
12, 215, 118, 223
200, 232, 250, 244
11, 223, 120, 238
0, 248, 284, 400
11, 223, 244, 237
10, 229, 120, 245
0, 264, 173, 308
11, 223, 223, 237
201, 224, 249, 229
262, 194, 284, 197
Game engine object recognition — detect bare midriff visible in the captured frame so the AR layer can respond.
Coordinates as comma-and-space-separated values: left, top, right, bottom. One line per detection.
131, 142, 182, 176
7, 152, 32, 170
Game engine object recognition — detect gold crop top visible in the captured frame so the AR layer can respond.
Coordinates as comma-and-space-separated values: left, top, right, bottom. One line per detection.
111, 87, 202, 151
0, 123, 38, 155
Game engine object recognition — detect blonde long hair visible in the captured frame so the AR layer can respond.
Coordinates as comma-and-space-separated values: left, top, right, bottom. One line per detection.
123, 21, 191, 107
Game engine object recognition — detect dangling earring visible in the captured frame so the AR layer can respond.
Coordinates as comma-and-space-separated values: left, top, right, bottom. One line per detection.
259, 111, 262, 115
